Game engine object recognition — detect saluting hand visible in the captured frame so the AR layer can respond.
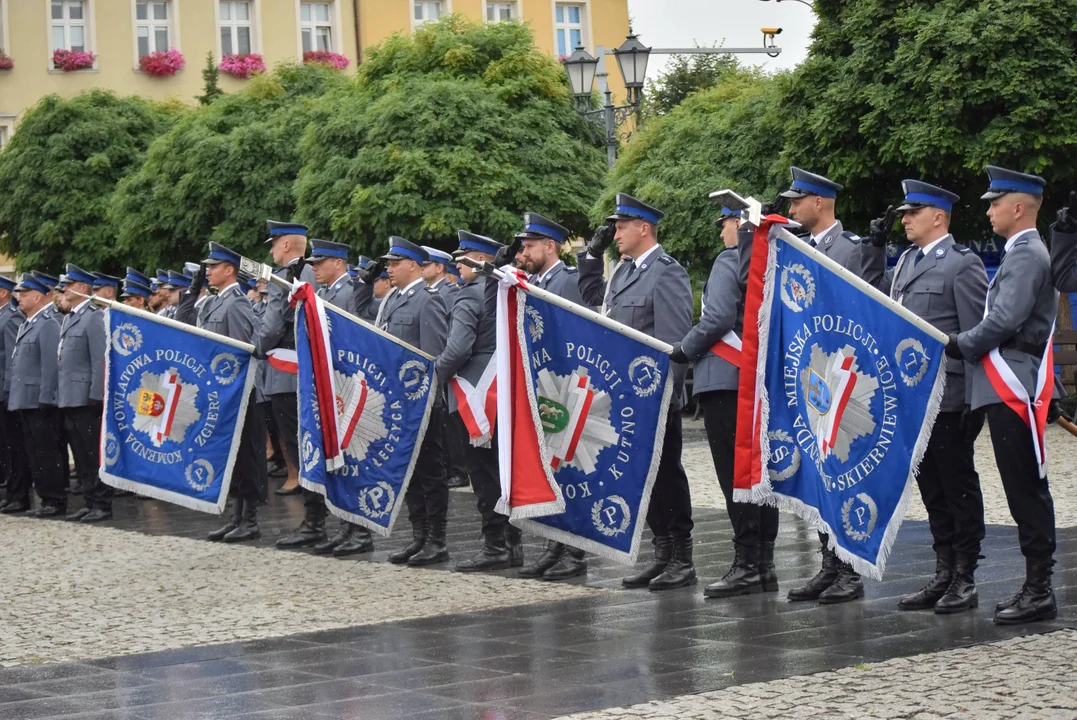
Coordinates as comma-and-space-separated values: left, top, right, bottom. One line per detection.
586, 223, 615, 258
1055, 191, 1077, 234
285, 257, 307, 283
867, 205, 896, 248
190, 263, 208, 294
494, 237, 522, 268
358, 259, 385, 285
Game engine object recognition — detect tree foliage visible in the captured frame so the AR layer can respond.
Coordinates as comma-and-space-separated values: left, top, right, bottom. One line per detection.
111, 62, 348, 268
643, 50, 739, 118
0, 90, 180, 272
198, 52, 224, 106
294, 15, 605, 255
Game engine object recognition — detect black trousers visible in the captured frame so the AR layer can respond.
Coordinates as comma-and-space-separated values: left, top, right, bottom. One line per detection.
914, 411, 985, 556
231, 402, 267, 501
64, 403, 111, 511
22, 406, 65, 507
466, 428, 506, 539
645, 411, 694, 540
986, 403, 1056, 559
699, 390, 779, 548
2, 408, 31, 504
444, 408, 471, 480
403, 403, 448, 527
270, 392, 324, 518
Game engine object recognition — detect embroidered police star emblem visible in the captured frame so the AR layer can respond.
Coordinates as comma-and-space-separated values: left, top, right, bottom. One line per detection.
534, 365, 619, 475
334, 369, 388, 463
800, 345, 878, 462
128, 368, 201, 447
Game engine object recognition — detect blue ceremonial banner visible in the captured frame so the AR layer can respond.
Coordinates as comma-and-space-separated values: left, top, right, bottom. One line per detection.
508, 287, 673, 565
295, 298, 436, 537
742, 226, 947, 579
100, 304, 257, 513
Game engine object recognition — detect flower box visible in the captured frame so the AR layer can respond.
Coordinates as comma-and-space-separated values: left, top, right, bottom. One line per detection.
0, 52, 13, 71
220, 53, 266, 79
303, 51, 349, 69
139, 49, 185, 77
52, 49, 95, 72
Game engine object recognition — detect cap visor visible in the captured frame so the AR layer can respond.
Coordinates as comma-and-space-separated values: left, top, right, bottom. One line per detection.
380, 252, 406, 261
981, 190, 1006, 200
779, 189, 810, 199
201, 257, 227, 265
605, 212, 634, 222
895, 202, 925, 212
307, 255, 332, 263
515, 231, 549, 241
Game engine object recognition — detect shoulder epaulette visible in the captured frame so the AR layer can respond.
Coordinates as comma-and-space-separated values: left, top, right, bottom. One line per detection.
952, 244, 972, 255
658, 255, 676, 266
842, 231, 861, 244
1013, 239, 1029, 248
426, 286, 438, 294
563, 266, 578, 274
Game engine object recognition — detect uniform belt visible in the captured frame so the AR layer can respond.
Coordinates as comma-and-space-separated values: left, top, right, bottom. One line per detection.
1000, 338, 1046, 356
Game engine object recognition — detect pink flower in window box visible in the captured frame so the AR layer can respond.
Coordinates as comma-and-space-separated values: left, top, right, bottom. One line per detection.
0, 52, 13, 71
52, 49, 96, 72
220, 53, 266, 79
302, 50, 349, 69
139, 49, 185, 77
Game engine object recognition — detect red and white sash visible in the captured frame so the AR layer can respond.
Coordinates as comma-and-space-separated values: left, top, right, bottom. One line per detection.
710, 330, 742, 367
450, 356, 497, 446
289, 283, 345, 472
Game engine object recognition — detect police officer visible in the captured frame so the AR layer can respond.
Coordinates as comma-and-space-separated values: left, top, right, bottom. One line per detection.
0, 275, 31, 514
509, 212, 590, 581
256, 221, 325, 548
946, 167, 1059, 625
9, 273, 64, 517
31, 272, 63, 324
120, 268, 153, 311
864, 181, 989, 613
579, 193, 695, 591
158, 271, 188, 319
150, 271, 168, 314
306, 238, 377, 558
91, 273, 121, 302
56, 265, 111, 523
374, 238, 450, 566
200, 243, 266, 543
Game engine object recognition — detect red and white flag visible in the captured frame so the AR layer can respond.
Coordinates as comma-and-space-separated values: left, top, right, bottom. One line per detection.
449, 357, 497, 446
289, 282, 345, 472
710, 329, 742, 367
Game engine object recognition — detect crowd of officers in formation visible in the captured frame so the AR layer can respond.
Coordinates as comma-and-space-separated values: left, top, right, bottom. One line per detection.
0, 164, 1070, 627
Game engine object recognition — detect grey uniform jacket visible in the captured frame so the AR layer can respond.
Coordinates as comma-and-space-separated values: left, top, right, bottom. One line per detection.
57, 302, 107, 408
9, 307, 60, 411
379, 280, 449, 358
532, 261, 583, 305
199, 284, 255, 344
1049, 224, 1077, 292
681, 248, 742, 395
353, 279, 379, 322
319, 275, 356, 315
956, 231, 1058, 411
862, 236, 988, 412
577, 246, 694, 410
252, 298, 267, 404
436, 278, 494, 413
0, 302, 24, 401
256, 261, 315, 396
737, 221, 864, 289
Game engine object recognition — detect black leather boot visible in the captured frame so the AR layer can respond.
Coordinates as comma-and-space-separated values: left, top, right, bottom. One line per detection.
334, 524, 374, 556
409, 518, 449, 566
649, 536, 697, 591
223, 498, 260, 543
388, 522, 426, 564
818, 562, 864, 604
455, 533, 510, 572
543, 546, 587, 581
994, 557, 1057, 625
622, 536, 673, 588
935, 552, 978, 614
505, 525, 524, 567
787, 545, 840, 601
898, 549, 953, 611
275, 513, 326, 548
519, 541, 562, 578
759, 541, 778, 592
208, 498, 243, 541
314, 522, 352, 555
704, 544, 763, 598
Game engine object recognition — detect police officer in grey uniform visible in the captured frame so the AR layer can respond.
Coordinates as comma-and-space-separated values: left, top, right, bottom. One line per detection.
91, 273, 121, 302
0, 275, 31, 514
198, 243, 267, 543
31, 272, 63, 324
56, 265, 111, 523
863, 181, 989, 614
578, 193, 696, 591
1049, 191, 1077, 292
375, 238, 451, 566
946, 166, 1059, 625
9, 273, 64, 516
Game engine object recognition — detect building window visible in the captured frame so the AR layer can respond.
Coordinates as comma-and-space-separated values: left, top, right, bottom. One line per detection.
486, 2, 516, 22
413, 1, 443, 29
220, 0, 253, 56
300, 2, 333, 52
555, 3, 584, 57
0, 116, 13, 151
0, 0, 7, 54
0, 126, 8, 151
51, 0, 88, 53
136, 1, 170, 56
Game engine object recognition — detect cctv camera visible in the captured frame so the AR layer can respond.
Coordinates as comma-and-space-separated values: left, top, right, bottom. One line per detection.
761, 27, 783, 35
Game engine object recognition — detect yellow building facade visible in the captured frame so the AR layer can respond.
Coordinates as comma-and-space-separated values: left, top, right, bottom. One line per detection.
0, 0, 630, 147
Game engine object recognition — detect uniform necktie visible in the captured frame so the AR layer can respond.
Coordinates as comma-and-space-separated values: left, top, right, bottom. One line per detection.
618, 261, 637, 292
913, 249, 925, 266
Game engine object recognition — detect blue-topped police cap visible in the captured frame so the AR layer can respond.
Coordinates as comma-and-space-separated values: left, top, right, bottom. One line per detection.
381, 237, 429, 264
165, 270, 191, 289
713, 205, 741, 227
64, 264, 97, 286
182, 262, 200, 279
202, 242, 242, 267
156, 269, 169, 283
446, 262, 460, 277
265, 220, 309, 244
780, 167, 843, 200
606, 193, 664, 225
150, 278, 161, 291
897, 180, 960, 213
124, 267, 151, 286
347, 264, 358, 278
237, 272, 257, 293
981, 165, 1047, 200
455, 230, 505, 257
0, 275, 15, 292
516, 212, 570, 243
14, 273, 49, 294
120, 280, 151, 299
421, 246, 454, 266
92, 272, 121, 289
379, 269, 389, 280
309, 238, 351, 263
356, 255, 373, 269
31, 271, 59, 290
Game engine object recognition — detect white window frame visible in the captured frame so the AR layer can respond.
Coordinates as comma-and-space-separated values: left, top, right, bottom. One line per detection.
482, 1, 518, 23
0, 115, 14, 152
412, 0, 450, 31
297, 1, 339, 54
47, 0, 97, 71
130, 0, 181, 68
0, 0, 9, 55
552, 1, 592, 59
216, 0, 260, 58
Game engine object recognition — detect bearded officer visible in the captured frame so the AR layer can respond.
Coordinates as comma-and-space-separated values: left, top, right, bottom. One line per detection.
0, 276, 31, 514
863, 181, 989, 613
578, 193, 695, 591
369, 238, 450, 566
946, 167, 1059, 625
306, 238, 376, 558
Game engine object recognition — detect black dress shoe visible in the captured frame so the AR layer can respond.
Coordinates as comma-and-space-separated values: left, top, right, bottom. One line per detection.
898, 550, 952, 611
408, 521, 449, 566
389, 523, 427, 564
542, 547, 586, 581
519, 542, 562, 578
275, 519, 326, 548
704, 545, 764, 598
1, 501, 29, 514
934, 553, 978, 614
34, 504, 67, 518
456, 535, 510, 572
208, 499, 243, 541
649, 537, 697, 591
334, 526, 374, 556
81, 508, 113, 523
66, 507, 92, 522
446, 475, 470, 489
314, 523, 351, 555
274, 485, 303, 496
818, 566, 864, 604
994, 558, 1057, 625
788, 546, 841, 601
623, 536, 673, 588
